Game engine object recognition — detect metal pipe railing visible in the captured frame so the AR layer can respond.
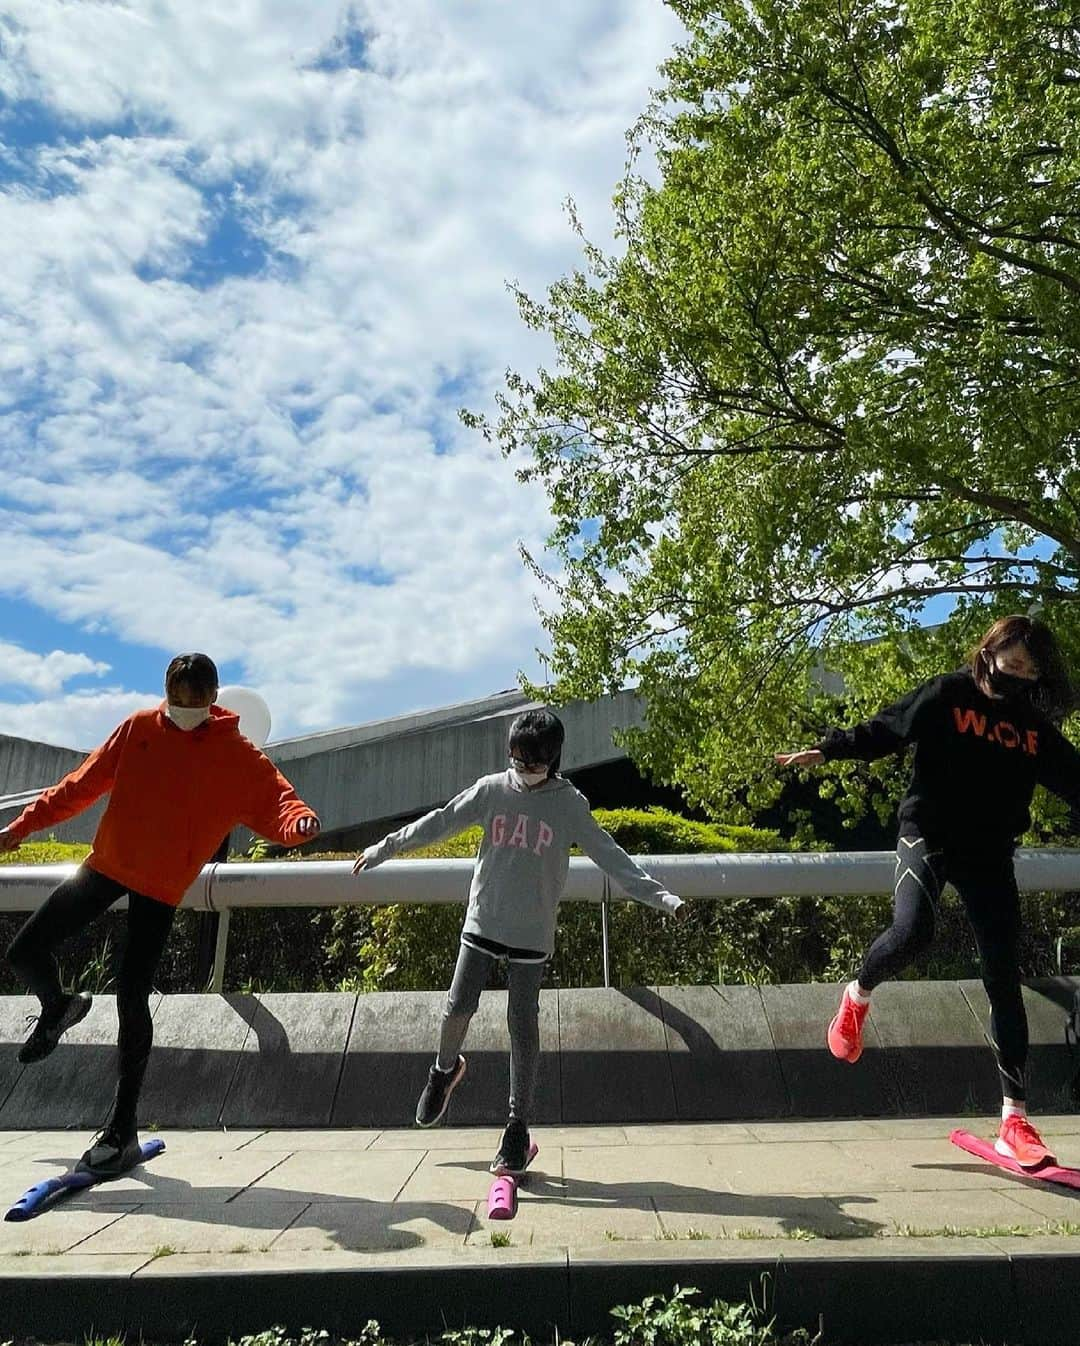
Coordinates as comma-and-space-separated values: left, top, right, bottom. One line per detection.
3, 849, 1080, 989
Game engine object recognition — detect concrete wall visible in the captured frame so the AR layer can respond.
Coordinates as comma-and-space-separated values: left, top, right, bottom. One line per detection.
3, 978, 1076, 1129
263, 688, 644, 849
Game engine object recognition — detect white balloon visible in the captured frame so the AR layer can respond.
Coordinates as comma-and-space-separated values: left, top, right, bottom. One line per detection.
217, 686, 272, 747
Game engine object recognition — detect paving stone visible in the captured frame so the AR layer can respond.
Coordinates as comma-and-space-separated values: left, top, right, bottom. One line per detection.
652, 1191, 872, 1241
468, 1196, 661, 1247
705, 1139, 879, 1195
131, 1243, 566, 1273
273, 1198, 477, 1252
0, 1126, 263, 1155
397, 1147, 521, 1201
560, 1143, 731, 1198
244, 1128, 379, 1150
837, 1135, 1016, 1192
854, 1187, 1061, 1234
746, 1119, 881, 1142
865, 1115, 979, 1139
987, 1180, 1080, 1222
139, 993, 258, 1127
369, 1126, 502, 1150
622, 1122, 755, 1146
559, 987, 674, 1122
0, 1205, 128, 1255
0, 1252, 147, 1272
221, 993, 357, 1127
138, 1128, 268, 1154
75, 1202, 310, 1253
1040, 1111, 1080, 1134
59, 1148, 294, 1205
233, 1147, 423, 1202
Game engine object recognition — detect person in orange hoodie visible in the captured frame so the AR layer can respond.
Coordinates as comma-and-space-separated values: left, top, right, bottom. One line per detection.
1, 652, 320, 1177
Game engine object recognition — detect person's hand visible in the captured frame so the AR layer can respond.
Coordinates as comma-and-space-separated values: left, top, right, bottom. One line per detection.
352, 851, 369, 876
774, 749, 825, 768
295, 815, 321, 840
0, 827, 20, 853
673, 901, 691, 924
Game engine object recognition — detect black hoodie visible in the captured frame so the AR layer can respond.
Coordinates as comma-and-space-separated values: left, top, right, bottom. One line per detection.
816, 669, 1080, 854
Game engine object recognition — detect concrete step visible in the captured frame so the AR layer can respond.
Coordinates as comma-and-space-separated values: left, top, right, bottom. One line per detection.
3, 1119, 1080, 1343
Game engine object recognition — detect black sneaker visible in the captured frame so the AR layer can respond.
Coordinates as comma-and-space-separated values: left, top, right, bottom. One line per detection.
18, 992, 93, 1064
491, 1119, 532, 1176
75, 1128, 142, 1179
415, 1055, 466, 1127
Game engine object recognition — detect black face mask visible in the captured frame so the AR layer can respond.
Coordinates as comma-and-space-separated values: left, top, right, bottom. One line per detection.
987, 659, 1039, 702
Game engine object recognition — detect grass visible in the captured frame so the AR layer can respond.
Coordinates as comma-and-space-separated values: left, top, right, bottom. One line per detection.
489, 1231, 512, 1248
891, 1220, 1080, 1238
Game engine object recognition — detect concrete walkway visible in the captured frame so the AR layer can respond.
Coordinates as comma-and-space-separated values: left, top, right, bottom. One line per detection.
3, 1116, 1080, 1343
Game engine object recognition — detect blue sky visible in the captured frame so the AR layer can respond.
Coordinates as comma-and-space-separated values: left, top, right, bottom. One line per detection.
0, 0, 685, 749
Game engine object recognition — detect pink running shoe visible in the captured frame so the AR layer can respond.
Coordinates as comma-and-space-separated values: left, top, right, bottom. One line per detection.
995, 1114, 1055, 1168
827, 984, 870, 1063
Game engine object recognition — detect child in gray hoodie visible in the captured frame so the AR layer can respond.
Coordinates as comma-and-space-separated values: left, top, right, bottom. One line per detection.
353, 709, 686, 1175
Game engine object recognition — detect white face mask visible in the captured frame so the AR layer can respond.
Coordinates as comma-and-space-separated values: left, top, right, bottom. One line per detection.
512, 767, 548, 788
166, 703, 212, 731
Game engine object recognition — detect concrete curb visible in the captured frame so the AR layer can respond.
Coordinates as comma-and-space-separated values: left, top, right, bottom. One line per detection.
3, 1239, 1080, 1345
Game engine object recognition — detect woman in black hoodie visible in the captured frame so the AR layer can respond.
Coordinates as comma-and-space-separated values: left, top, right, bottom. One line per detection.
777, 614, 1080, 1167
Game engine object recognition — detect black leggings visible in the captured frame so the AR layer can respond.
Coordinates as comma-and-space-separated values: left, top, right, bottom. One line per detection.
858, 832, 1027, 1100
5, 864, 176, 1133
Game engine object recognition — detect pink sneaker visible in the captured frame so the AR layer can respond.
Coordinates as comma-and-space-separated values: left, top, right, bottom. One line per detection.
995, 1114, 1055, 1168
827, 984, 869, 1063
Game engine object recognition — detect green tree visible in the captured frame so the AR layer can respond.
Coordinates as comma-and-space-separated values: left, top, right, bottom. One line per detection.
471, 0, 1080, 830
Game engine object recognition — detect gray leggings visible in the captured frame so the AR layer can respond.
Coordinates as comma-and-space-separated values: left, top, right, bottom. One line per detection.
436, 938, 547, 1122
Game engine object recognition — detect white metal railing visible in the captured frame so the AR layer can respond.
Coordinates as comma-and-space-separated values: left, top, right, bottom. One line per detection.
3, 849, 1080, 992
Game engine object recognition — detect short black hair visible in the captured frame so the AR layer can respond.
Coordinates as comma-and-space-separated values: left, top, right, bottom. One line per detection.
164, 652, 219, 702
508, 708, 565, 776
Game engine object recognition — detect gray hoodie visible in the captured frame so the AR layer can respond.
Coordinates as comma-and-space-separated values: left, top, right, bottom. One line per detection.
363, 770, 683, 955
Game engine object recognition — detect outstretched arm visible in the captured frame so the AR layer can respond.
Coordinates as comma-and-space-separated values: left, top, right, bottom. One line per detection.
353, 780, 488, 873
778, 679, 939, 766
2, 720, 130, 848
237, 749, 321, 846
1035, 725, 1080, 827
574, 802, 686, 919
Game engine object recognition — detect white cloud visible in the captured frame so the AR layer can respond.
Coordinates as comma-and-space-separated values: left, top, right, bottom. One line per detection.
0, 0, 685, 746
0, 640, 109, 695
0, 689, 153, 752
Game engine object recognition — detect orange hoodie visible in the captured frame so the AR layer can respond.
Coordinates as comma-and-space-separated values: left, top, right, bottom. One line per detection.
6, 704, 318, 906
